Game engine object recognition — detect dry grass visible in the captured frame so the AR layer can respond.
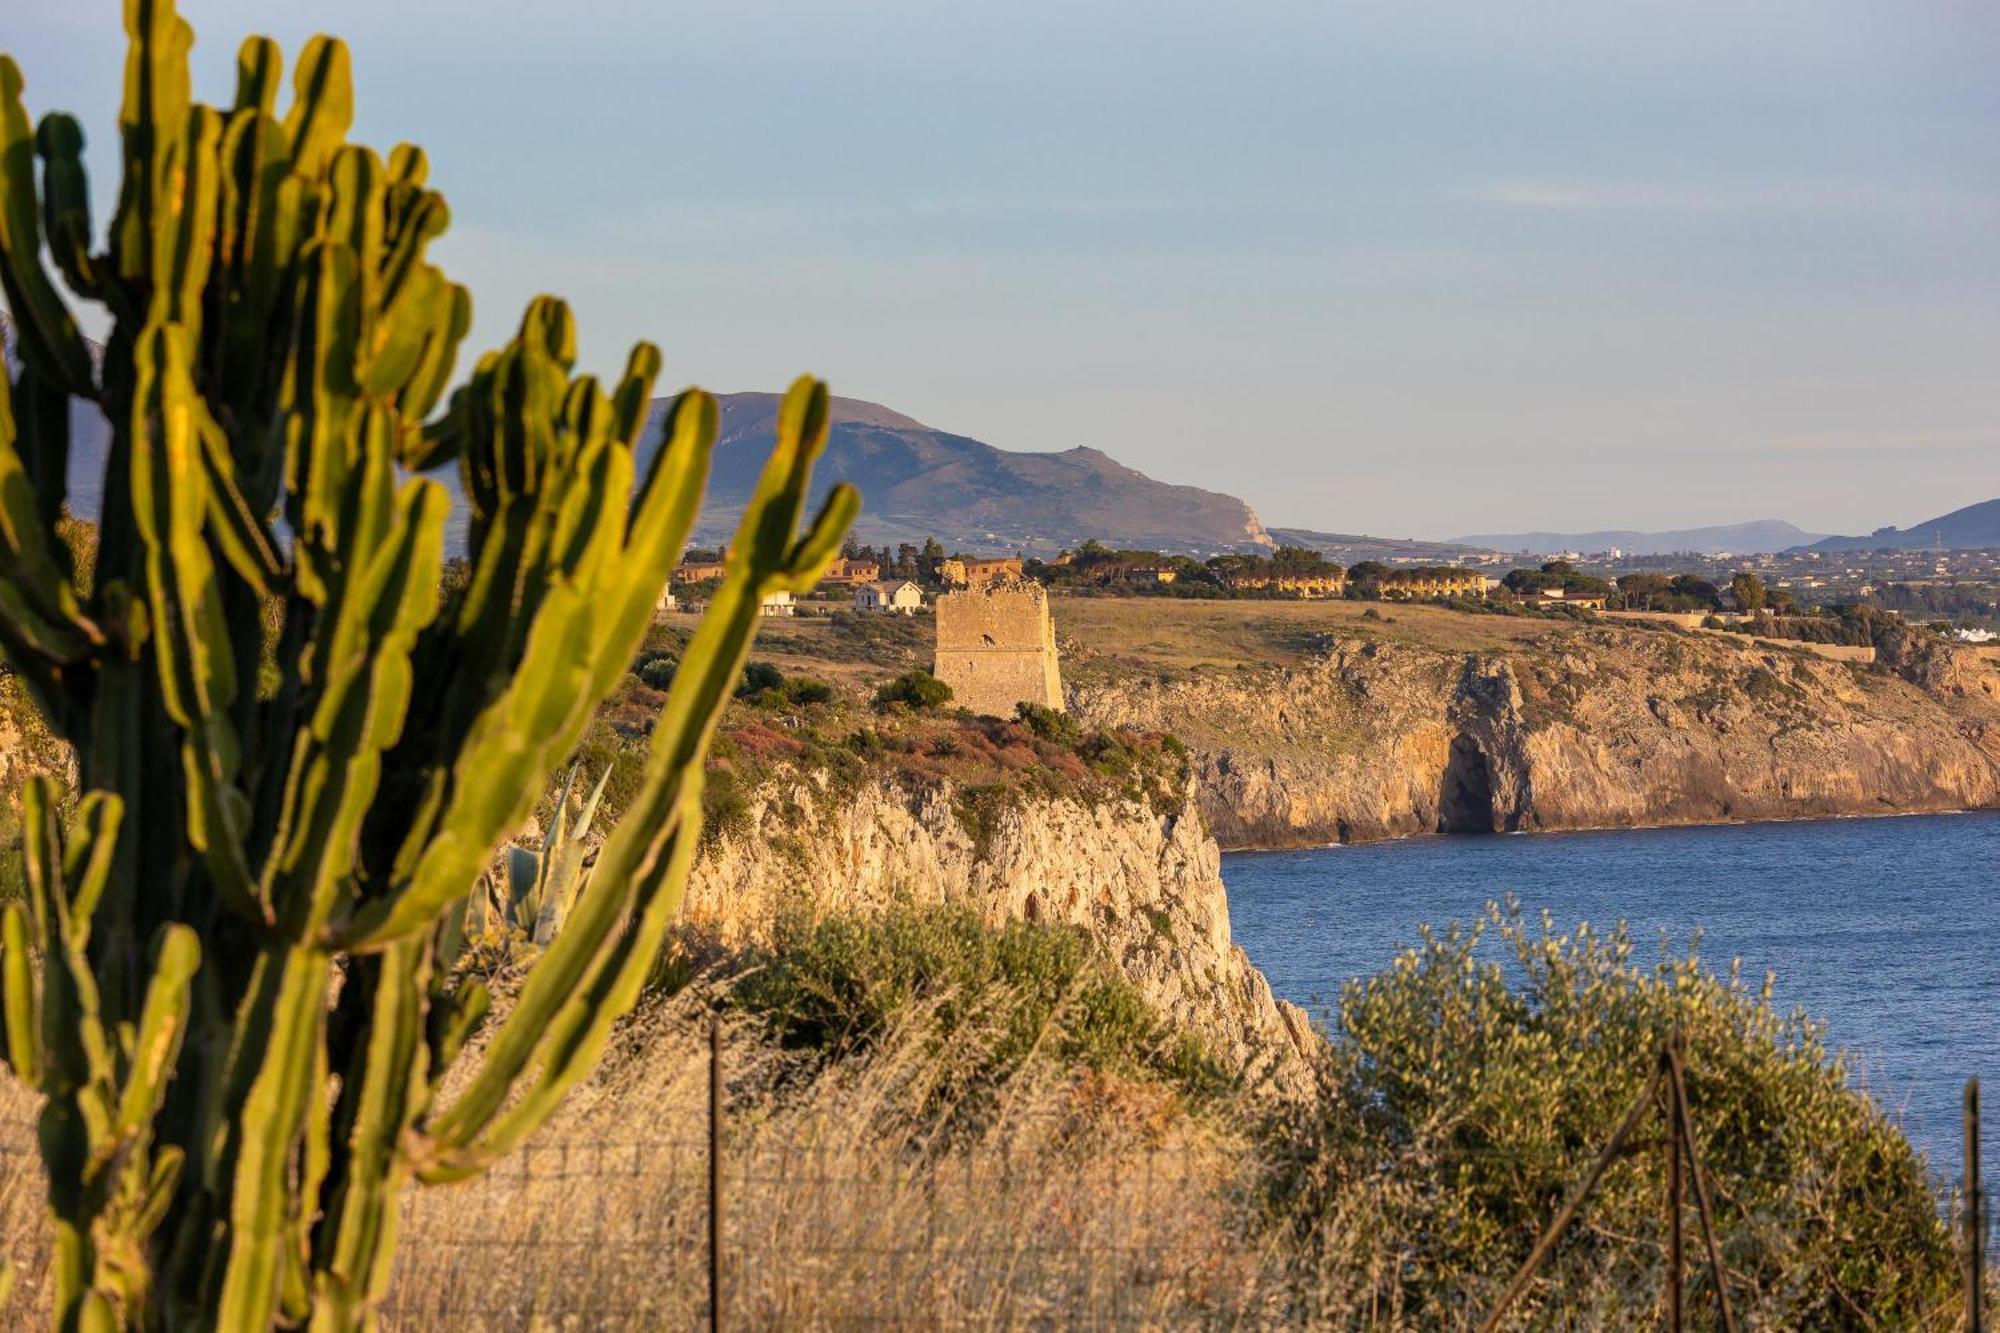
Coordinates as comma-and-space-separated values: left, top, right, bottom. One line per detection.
1050, 596, 1578, 684
386, 983, 1289, 1329
0, 938, 1980, 1328
0, 978, 1293, 1331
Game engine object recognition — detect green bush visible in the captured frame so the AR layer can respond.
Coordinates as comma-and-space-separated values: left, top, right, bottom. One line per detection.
699, 766, 754, 848
727, 903, 1227, 1112
784, 676, 835, 705
637, 656, 678, 689
739, 661, 787, 697
1260, 903, 1958, 1325
876, 669, 953, 710
1015, 701, 1082, 745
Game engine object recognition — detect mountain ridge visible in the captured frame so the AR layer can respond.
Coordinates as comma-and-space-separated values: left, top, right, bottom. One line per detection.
1807, 498, 2000, 552
5, 312, 1277, 556
646, 391, 1275, 556
1449, 519, 1827, 557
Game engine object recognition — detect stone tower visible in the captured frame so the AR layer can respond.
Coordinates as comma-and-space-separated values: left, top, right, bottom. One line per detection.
933, 578, 1065, 718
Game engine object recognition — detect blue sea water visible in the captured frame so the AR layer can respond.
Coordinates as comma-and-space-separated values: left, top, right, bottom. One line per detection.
1222, 811, 2000, 1186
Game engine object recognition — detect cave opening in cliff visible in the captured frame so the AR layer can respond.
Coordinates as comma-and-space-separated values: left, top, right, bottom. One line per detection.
1439, 735, 1499, 834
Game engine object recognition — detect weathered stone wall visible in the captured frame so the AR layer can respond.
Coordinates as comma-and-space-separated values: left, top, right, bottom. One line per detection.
933, 579, 1065, 717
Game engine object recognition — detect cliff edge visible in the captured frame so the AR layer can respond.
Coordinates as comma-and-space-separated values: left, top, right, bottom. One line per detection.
681, 773, 1317, 1089
1071, 623, 2000, 847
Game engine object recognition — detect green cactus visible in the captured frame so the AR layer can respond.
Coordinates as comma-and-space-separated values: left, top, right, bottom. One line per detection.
0, 4, 857, 1327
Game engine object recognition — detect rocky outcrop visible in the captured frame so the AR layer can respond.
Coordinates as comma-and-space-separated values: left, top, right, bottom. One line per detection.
1072, 627, 2000, 848
682, 775, 1316, 1087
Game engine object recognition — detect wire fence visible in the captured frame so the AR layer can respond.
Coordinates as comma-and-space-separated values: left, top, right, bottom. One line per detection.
0, 1038, 1989, 1329
378, 1126, 1252, 1329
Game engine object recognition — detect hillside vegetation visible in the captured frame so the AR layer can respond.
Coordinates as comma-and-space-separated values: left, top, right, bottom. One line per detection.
0, 900, 1962, 1326
3, 587, 1990, 1323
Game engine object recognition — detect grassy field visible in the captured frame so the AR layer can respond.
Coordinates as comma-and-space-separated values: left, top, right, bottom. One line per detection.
660, 593, 1588, 698
1047, 594, 1580, 684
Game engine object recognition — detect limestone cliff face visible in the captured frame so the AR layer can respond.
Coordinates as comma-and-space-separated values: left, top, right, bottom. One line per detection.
682, 775, 1315, 1085
1071, 627, 2000, 848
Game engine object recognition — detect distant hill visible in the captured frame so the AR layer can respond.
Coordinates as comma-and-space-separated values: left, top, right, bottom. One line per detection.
1267, 528, 1497, 564
652, 392, 1273, 556
13, 315, 1274, 558
1807, 499, 2000, 552
1449, 520, 1827, 557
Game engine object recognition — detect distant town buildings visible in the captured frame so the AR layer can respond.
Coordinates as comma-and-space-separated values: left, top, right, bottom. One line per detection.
665, 532, 1999, 637
675, 557, 728, 584
819, 558, 881, 586
854, 580, 924, 615
758, 589, 794, 618
1379, 569, 1488, 600
941, 556, 1024, 587
1536, 587, 1607, 610
1224, 570, 1349, 598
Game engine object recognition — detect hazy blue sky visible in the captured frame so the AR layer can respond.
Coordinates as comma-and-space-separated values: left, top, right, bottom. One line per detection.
11, 1, 1999, 537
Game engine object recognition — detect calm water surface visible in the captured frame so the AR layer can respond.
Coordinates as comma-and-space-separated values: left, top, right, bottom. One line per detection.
1223, 811, 1999, 1184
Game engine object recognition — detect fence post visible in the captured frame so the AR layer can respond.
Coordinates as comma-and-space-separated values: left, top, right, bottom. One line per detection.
711, 1014, 724, 1333
1668, 1036, 1737, 1333
1971, 1078, 1984, 1333
1666, 1040, 1683, 1333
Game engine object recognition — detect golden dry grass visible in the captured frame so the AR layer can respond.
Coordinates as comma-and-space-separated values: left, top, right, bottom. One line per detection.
1049, 596, 1576, 683
0, 980, 1293, 1330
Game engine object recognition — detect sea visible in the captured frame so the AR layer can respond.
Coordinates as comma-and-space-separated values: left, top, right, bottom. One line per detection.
1223, 810, 2000, 1187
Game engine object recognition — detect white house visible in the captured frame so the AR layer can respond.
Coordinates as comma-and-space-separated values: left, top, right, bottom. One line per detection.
853, 580, 923, 615
758, 589, 795, 618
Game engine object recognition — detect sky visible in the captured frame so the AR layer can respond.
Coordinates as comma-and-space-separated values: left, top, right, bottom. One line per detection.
9, 0, 2000, 539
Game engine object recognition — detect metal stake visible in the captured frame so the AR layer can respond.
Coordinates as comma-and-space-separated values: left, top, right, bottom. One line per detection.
1478, 1063, 1665, 1333
1666, 1044, 1683, 1333
1669, 1037, 1737, 1333
710, 1014, 724, 1333
1971, 1079, 1985, 1333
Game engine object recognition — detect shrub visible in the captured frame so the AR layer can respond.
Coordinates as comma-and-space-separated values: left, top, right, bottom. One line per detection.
739, 661, 787, 697
638, 656, 678, 689
1015, 701, 1082, 745
700, 766, 754, 848
784, 676, 835, 705
876, 669, 953, 710
1259, 903, 1958, 1325
726, 904, 1227, 1115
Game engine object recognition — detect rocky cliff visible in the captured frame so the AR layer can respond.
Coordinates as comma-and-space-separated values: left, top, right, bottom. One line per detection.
0, 666, 1310, 1085
680, 773, 1315, 1086
1071, 624, 2000, 848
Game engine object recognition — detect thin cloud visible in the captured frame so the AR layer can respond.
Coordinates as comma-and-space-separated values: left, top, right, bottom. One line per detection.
1766, 428, 1996, 455
1466, 177, 1998, 220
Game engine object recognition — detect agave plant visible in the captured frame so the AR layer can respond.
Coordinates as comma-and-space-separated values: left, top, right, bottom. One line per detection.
0, 2, 856, 1326
463, 762, 614, 949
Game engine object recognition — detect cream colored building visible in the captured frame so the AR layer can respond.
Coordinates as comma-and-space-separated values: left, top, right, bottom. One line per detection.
1226, 571, 1347, 598
854, 580, 924, 615
1379, 569, 1488, 600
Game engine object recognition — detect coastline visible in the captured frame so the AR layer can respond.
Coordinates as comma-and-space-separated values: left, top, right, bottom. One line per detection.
1213, 799, 2000, 855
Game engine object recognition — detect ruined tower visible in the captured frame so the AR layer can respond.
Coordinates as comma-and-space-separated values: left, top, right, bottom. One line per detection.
933, 578, 1065, 717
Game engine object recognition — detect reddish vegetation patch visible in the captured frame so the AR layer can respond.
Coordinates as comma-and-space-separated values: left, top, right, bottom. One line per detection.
726, 721, 811, 762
